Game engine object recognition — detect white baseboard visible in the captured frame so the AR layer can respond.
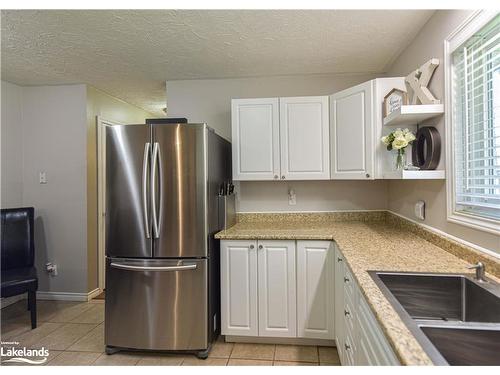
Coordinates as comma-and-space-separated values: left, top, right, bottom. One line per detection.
0, 294, 26, 309
225, 335, 336, 347
36, 288, 102, 302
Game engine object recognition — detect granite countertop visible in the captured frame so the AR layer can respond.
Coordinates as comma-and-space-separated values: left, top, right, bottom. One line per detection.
215, 218, 500, 366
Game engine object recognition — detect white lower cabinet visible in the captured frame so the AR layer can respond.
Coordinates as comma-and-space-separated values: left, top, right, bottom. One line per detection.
257, 240, 296, 337
333, 243, 400, 365
221, 239, 334, 340
220, 240, 258, 336
297, 241, 334, 339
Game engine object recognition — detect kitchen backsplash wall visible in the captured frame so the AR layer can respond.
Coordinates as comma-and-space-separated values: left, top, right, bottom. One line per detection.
236, 180, 388, 213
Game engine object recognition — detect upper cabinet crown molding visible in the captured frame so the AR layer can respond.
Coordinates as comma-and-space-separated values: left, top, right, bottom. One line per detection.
231, 96, 330, 181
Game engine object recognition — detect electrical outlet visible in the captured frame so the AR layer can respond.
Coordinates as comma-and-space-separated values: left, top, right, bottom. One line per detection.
415, 200, 425, 220
39, 172, 47, 184
46, 262, 58, 276
288, 188, 297, 205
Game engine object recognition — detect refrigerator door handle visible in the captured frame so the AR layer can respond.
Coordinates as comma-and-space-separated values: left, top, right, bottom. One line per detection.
110, 262, 197, 272
142, 142, 151, 238
151, 142, 160, 238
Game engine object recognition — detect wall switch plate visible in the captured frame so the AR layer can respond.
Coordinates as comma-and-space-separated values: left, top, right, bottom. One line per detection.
288, 188, 297, 205
39, 172, 47, 184
415, 200, 425, 220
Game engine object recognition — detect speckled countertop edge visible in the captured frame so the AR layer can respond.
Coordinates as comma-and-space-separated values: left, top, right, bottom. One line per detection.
215, 212, 500, 366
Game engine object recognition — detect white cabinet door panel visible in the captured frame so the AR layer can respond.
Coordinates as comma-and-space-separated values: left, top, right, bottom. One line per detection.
280, 96, 330, 180
257, 240, 297, 337
330, 81, 374, 179
231, 98, 280, 180
221, 240, 258, 336
297, 240, 334, 339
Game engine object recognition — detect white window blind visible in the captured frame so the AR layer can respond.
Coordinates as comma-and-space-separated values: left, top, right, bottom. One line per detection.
452, 14, 500, 221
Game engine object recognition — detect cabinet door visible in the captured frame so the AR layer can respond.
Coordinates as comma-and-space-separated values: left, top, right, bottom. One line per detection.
231, 98, 280, 180
296, 241, 334, 339
279, 96, 330, 180
334, 244, 346, 363
220, 240, 258, 336
257, 240, 297, 337
330, 81, 374, 179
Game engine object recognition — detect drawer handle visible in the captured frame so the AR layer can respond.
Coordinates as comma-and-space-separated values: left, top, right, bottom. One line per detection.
344, 276, 350, 283
258, 245, 263, 249
345, 343, 351, 351
110, 263, 197, 272
344, 309, 350, 317
249, 245, 255, 249
337, 257, 343, 262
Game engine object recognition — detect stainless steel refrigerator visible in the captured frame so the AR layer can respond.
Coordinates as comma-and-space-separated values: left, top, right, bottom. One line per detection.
104, 123, 231, 358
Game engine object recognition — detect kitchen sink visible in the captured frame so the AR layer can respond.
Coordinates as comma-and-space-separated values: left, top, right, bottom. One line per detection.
369, 271, 500, 365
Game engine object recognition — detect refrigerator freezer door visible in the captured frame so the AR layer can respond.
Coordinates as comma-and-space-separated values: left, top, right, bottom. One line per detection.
105, 125, 152, 258
105, 257, 208, 350
152, 124, 208, 258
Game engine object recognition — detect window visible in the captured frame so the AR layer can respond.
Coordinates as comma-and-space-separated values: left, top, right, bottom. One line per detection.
446, 11, 500, 234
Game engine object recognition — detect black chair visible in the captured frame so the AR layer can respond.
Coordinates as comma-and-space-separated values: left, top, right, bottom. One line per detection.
1, 207, 38, 329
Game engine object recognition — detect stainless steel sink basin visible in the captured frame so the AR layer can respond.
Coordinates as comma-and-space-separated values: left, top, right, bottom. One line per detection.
370, 271, 500, 365
376, 273, 500, 323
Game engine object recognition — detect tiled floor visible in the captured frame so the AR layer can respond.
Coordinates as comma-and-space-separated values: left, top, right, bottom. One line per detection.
1, 299, 340, 366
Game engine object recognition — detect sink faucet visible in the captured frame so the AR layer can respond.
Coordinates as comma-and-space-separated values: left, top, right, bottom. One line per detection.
467, 262, 486, 282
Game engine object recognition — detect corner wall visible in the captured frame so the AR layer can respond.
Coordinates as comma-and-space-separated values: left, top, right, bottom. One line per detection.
386, 10, 499, 254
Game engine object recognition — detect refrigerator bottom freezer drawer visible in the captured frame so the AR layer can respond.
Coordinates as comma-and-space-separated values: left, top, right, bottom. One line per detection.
105, 257, 208, 351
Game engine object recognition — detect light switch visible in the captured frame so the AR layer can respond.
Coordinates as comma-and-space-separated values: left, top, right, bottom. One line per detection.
39, 172, 47, 184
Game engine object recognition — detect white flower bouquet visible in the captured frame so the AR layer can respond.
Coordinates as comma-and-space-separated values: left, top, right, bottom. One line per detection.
381, 128, 416, 170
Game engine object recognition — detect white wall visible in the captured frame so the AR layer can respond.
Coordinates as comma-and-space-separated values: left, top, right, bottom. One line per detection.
166, 73, 390, 213
7, 83, 89, 294
386, 10, 500, 254
1, 81, 24, 208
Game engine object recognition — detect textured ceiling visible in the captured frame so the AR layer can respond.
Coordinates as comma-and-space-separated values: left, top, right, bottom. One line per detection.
1, 10, 434, 116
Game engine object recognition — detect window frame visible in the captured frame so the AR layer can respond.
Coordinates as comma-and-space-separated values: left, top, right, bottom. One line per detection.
445, 9, 500, 235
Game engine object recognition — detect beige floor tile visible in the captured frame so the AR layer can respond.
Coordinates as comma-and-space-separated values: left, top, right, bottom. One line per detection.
93, 352, 142, 366
34, 323, 97, 350
37, 301, 81, 322
12, 322, 64, 348
230, 343, 275, 361
47, 351, 101, 366
0, 300, 28, 321
182, 357, 228, 366
70, 304, 104, 324
274, 361, 318, 366
228, 359, 273, 366
209, 340, 233, 358
46, 302, 95, 323
318, 346, 340, 364
136, 354, 186, 366
67, 323, 104, 352
274, 345, 319, 363
320, 362, 341, 366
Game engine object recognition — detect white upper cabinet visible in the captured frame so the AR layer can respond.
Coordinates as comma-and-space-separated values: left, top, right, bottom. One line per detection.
330, 81, 374, 179
231, 98, 280, 180
279, 97, 330, 180
296, 240, 334, 339
231, 96, 330, 181
257, 240, 297, 337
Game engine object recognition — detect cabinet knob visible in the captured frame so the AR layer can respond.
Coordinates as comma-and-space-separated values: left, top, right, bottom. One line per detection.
274, 175, 278, 179
345, 343, 351, 351
366, 173, 370, 178
258, 245, 263, 249
344, 309, 350, 316
344, 276, 350, 283
337, 257, 343, 262
249, 245, 254, 249
281, 175, 285, 180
